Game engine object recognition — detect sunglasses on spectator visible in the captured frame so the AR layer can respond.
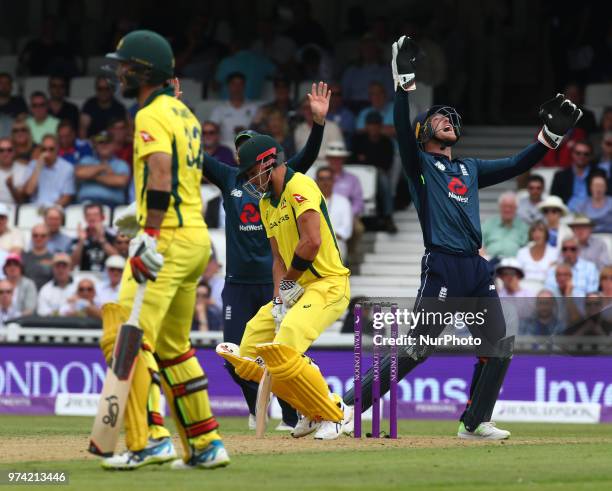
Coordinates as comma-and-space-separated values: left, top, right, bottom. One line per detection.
527, 185, 543, 191
601, 275, 612, 281
31, 102, 47, 108
32, 233, 48, 238
49, 82, 65, 89
78, 286, 95, 292
562, 246, 578, 252
573, 150, 590, 156
12, 127, 28, 133
0, 289, 13, 294
203, 130, 217, 135
0, 147, 13, 152
542, 208, 561, 214
42, 146, 56, 152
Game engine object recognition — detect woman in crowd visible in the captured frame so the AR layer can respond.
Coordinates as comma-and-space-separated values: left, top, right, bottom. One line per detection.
266, 108, 295, 157
11, 116, 39, 163
516, 220, 559, 284
576, 174, 612, 233
2, 253, 37, 315
536, 195, 572, 253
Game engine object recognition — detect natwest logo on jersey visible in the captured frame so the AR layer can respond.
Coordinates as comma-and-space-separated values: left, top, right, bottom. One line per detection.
239, 203, 263, 231
447, 177, 469, 203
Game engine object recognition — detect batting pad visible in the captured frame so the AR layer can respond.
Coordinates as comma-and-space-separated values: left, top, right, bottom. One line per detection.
124, 348, 157, 451
216, 342, 265, 383
99, 303, 130, 364
256, 343, 343, 422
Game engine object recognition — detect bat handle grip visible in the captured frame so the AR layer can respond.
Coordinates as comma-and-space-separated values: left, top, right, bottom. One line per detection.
127, 282, 147, 326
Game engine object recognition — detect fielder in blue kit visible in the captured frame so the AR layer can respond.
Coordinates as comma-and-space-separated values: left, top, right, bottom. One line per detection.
204, 82, 330, 429
344, 37, 583, 439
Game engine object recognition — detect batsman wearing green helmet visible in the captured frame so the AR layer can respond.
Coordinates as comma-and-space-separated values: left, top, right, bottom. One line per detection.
98, 30, 230, 470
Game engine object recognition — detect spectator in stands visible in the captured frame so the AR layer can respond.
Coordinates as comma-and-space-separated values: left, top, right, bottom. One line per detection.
71, 203, 117, 272
107, 118, 133, 166
547, 263, 576, 297
10, 117, 38, 163
59, 277, 101, 319
355, 82, 394, 136
47, 76, 79, 131
519, 289, 562, 335
26, 92, 59, 145
0, 279, 20, 323
97, 255, 125, 305
517, 174, 545, 224
22, 223, 53, 289
252, 18, 297, 70
545, 236, 599, 297
341, 33, 393, 110
0, 137, 29, 204
56, 120, 93, 165
576, 174, 612, 233
75, 131, 130, 207
294, 96, 343, 164
210, 72, 258, 148
482, 192, 528, 259
564, 83, 597, 135
3, 254, 36, 316
0, 73, 28, 120
550, 140, 595, 210
114, 232, 130, 259
266, 109, 295, 157
37, 252, 75, 316
201, 251, 223, 309
0, 203, 23, 254
202, 121, 235, 166
516, 220, 559, 283
80, 76, 127, 138
495, 258, 534, 297
285, 1, 331, 49
598, 131, 612, 178
537, 195, 571, 250
316, 167, 353, 261
193, 281, 223, 331
44, 206, 72, 254
251, 75, 296, 132
297, 44, 334, 84
213, 37, 275, 100
351, 111, 396, 233
569, 212, 612, 266
601, 266, 612, 298
326, 82, 356, 146
564, 292, 610, 336
23, 134, 74, 207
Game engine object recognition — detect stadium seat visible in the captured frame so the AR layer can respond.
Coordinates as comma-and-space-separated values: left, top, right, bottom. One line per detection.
2, 203, 17, 227
194, 100, 219, 123
70, 77, 96, 99
260, 80, 275, 102
16, 203, 42, 229
532, 167, 560, 195
585, 84, 612, 123
22, 76, 48, 100
177, 78, 202, 105
65, 204, 112, 230
0, 55, 17, 77
85, 56, 108, 76
595, 233, 612, 257
343, 164, 377, 215
208, 228, 226, 275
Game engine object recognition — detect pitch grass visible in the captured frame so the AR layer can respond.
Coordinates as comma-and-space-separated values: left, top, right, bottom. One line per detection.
1, 416, 612, 491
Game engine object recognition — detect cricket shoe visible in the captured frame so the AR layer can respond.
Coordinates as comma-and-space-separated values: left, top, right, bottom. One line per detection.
291, 415, 321, 438
314, 399, 352, 440
341, 405, 354, 435
101, 437, 176, 470
170, 440, 230, 470
457, 421, 510, 440
275, 421, 295, 431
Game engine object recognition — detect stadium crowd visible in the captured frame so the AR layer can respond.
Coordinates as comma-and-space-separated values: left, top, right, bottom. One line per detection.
0, 1, 610, 336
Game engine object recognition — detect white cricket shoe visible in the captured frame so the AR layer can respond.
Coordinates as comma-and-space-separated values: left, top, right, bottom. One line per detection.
341, 405, 354, 435
291, 415, 321, 438
275, 421, 294, 431
458, 421, 511, 440
314, 400, 351, 440
170, 440, 230, 470
248, 413, 256, 430
101, 437, 176, 470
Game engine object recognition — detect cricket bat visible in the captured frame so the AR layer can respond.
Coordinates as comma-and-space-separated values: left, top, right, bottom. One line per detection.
255, 369, 272, 438
88, 283, 147, 457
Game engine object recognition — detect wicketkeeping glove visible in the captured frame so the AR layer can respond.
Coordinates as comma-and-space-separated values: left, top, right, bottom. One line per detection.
538, 93, 583, 149
129, 232, 164, 283
113, 201, 140, 238
271, 296, 284, 331
392, 35, 421, 92
279, 279, 304, 308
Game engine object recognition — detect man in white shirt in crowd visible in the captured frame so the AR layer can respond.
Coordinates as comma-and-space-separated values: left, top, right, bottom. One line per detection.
59, 277, 101, 319
0, 137, 29, 204
97, 254, 125, 305
544, 236, 599, 297
210, 72, 258, 148
0, 279, 20, 324
37, 252, 76, 316
0, 203, 23, 254
495, 258, 534, 297
294, 96, 343, 164
315, 166, 353, 262
517, 174, 545, 225
567, 214, 611, 269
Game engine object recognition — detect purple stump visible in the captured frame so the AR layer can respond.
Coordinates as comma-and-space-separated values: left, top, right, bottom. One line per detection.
353, 303, 362, 438
371, 303, 381, 438
389, 303, 398, 439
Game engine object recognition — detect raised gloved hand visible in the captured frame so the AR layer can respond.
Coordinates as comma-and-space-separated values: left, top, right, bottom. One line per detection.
113, 201, 140, 238
279, 279, 304, 308
538, 94, 583, 149
271, 296, 284, 331
129, 231, 164, 283
392, 35, 420, 92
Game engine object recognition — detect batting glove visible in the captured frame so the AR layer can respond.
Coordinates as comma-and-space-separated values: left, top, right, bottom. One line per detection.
129, 231, 164, 283
271, 296, 284, 331
392, 35, 420, 92
279, 279, 304, 308
113, 201, 140, 238
538, 93, 583, 149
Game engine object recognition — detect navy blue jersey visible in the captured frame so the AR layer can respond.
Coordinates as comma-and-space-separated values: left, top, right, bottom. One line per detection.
202, 123, 323, 283
394, 90, 548, 255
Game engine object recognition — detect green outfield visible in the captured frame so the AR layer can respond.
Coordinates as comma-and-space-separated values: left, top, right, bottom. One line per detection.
1, 415, 612, 491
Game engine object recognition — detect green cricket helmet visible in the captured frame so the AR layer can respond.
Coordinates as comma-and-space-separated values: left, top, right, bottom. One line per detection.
237, 134, 284, 199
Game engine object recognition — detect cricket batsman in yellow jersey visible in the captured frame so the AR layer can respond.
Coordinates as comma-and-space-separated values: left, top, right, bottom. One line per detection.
227, 134, 352, 440
98, 30, 229, 470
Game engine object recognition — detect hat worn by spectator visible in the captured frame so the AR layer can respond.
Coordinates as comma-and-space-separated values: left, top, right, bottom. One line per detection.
536, 195, 569, 216
365, 111, 383, 125
3, 253, 23, 272
105, 254, 126, 270
495, 258, 525, 279
325, 141, 350, 158
52, 252, 71, 265
93, 130, 112, 144
567, 213, 594, 228
0, 203, 11, 217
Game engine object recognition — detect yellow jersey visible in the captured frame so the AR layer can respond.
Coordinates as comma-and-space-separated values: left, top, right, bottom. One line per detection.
260, 168, 349, 284
133, 86, 205, 228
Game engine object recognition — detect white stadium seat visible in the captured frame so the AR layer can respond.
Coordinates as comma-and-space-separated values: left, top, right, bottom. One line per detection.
531, 167, 560, 195
194, 100, 219, 123
343, 164, 377, 215
585, 83, 612, 107
1, 203, 17, 226
86, 56, 109, 76
176, 78, 202, 106
16, 203, 43, 229
22, 76, 48, 100
70, 77, 96, 99
65, 204, 112, 230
